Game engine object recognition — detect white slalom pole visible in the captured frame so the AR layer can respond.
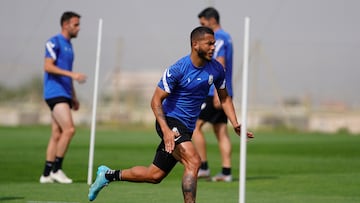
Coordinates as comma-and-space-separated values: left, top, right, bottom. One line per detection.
87, 18, 103, 185
239, 17, 250, 203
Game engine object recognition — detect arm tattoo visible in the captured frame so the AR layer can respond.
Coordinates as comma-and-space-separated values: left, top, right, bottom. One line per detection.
154, 106, 166, 121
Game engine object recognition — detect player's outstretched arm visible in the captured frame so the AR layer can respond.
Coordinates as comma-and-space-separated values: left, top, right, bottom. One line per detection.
217, 88, 254, 138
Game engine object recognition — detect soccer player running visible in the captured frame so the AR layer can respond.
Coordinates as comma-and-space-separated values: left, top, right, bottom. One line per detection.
40, 11, 87, 184
193, 7, 254, 182
88, 26, 252, 203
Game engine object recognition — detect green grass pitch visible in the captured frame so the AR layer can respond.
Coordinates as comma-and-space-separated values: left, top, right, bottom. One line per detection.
0, 125, 359, 203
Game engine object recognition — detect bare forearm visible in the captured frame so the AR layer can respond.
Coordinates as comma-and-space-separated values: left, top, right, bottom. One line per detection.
44, 58, 86, 83
151, 87, 177, 153
44, 62, 73, 78
221, 96, 239, 127
218, 89, 254, 138
217, 88, 239, 127
151, 104, 167, 128
150, 93, 170, 132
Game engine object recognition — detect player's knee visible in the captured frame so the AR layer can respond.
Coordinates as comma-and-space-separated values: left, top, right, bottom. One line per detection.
64, 126, 76, 137
194, 157, 201, 170
70, 126, 76, 134
189, 155, 201, 172
51, 128, 61, 140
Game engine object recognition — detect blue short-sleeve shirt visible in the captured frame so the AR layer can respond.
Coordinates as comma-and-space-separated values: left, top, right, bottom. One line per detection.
43, 34, 74, 99
158, 55, 225, 130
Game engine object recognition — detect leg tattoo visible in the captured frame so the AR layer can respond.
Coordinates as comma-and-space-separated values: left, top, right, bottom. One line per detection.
182, 174, 197, 203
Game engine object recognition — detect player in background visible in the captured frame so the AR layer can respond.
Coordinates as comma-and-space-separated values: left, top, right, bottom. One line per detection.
193, 7, 253, 182
40, 11, 87, 184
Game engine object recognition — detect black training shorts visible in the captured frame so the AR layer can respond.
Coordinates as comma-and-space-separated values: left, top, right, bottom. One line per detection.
152, 117, 192, 173
198, 96, 228, 124
45, 96, 72, 111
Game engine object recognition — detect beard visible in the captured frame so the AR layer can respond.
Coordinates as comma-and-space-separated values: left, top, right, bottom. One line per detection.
196, 48, 211, 62
69, 32, 78, 38
69, 30, 79, 38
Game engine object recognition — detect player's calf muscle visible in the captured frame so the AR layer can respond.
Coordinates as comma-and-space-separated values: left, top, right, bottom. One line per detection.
182, 174, 196, 202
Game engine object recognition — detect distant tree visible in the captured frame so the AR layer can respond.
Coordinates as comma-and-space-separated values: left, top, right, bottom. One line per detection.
0, 77, 42, 103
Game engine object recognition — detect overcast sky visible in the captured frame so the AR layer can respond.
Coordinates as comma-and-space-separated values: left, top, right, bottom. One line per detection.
1, 0, 359, 107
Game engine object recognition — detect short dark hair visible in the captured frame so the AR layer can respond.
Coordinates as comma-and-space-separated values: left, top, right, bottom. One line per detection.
198, 7, 220, 24
60, 11, 81, 26
190, 26, 214, 46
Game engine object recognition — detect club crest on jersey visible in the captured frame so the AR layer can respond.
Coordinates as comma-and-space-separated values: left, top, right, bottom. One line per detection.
208, 75, 214, 85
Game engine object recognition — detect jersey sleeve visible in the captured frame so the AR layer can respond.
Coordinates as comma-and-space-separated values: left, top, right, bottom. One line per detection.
45, 37, 59, 60
214, 38, 225, 59
214, 62, 226, 90
157, 63, 182, 93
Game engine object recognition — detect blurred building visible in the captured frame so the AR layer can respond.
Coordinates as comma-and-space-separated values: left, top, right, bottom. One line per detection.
1, 71, 359, 134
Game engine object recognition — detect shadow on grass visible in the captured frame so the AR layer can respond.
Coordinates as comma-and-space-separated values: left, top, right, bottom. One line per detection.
230, 176, 278, 181
0, 196, 24, 201
73, 179, 87, 183
199, 176, 278, 182
247, 176, 278, 180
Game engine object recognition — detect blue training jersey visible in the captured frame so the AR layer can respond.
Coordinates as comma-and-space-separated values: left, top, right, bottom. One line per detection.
43, 34, 74, 99
208, 28, 233, 97
157, 55, 226, 131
